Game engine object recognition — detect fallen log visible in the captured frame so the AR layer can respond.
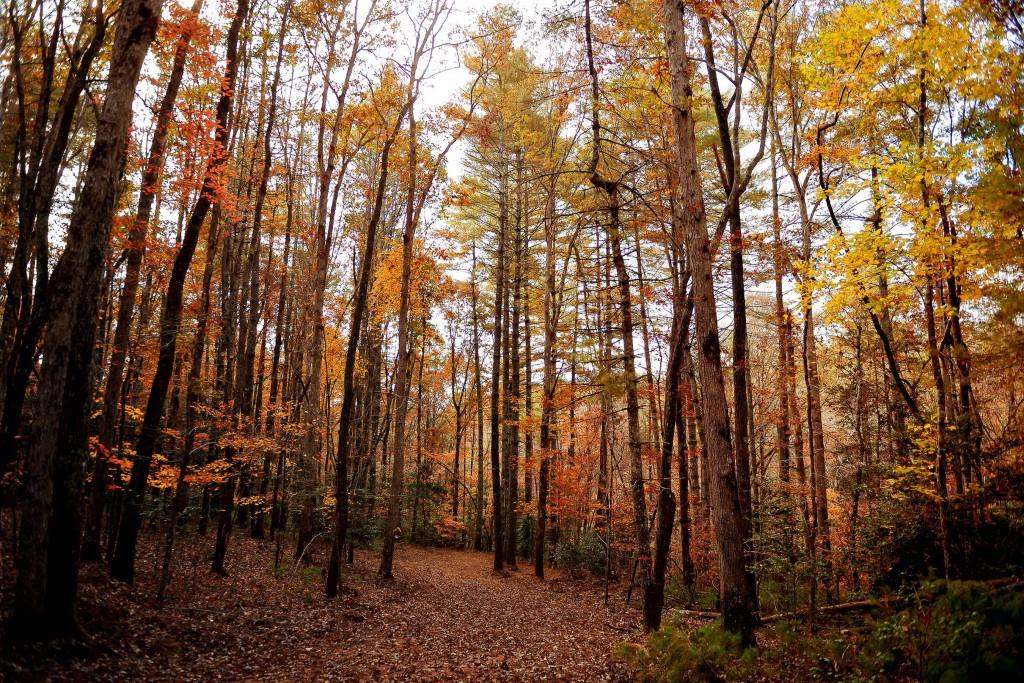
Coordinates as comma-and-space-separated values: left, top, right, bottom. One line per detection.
759, 599, 880, 624
668, 577, 1023, 626
669, 599, 885, 624
669, 609, 720, 620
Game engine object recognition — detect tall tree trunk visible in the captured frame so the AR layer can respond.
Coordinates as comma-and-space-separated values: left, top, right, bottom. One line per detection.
868, 165, 910, 463
676, 311, 696, 597
297, 4, 367, 563
729, 205, 754, 540
676, 251, 697, 596
329, 120, 402, 590
699, 13, 773, 611
787, 312, 815, 608
649, 260, 685, 629
489, 161, 507, 572
240, 0, 289, 542
257, 202, 291, 538
472, 243, 486, 551
916, 2, 955, 574
14, 0, 164, 635
585, 0, 650, 629
84, 0, 204, 564
937, 199, 978, 495
925, 277, 954, 577
596, 238, 612, 520
770, 143, 791, 487
663, 0, 756, 645
112, 0, 249, 583
158, 209, 222, 599
504, 149, 523, 566
849, 322, 868, 592
535, 173, 559, 578
523, 263, 534, 512
451, 327, 463, 519
378, 97, 420, 581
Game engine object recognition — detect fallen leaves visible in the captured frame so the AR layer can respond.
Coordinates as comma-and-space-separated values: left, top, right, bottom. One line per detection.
1, 533, 641, 681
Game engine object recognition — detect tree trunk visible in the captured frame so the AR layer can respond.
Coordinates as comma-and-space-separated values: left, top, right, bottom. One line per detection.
158, 208, 222, 598
504, 149, 523, 566
472, 243, 486, 551
924, 277, 953, 577
329, 121, 401, 591
585, 0, 650, 629
535, 157, 561, 578
649, 263, 686, 629
112, 0, 249, 583
378, 97, 419, 581
489, 160, 507, 572
663, 0, 756, 645
770, 143, 791, 486
84, 0, 204, 564
14, 0, 164, 635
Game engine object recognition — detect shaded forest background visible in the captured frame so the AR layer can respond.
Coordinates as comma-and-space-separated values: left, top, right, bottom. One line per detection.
0, 0, 1023, 678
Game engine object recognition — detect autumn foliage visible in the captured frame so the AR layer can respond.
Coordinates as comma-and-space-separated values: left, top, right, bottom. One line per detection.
0, 0, 1022, 679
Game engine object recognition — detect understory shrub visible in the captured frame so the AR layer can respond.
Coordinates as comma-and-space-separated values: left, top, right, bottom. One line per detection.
617, 621, 756, 682
619, 581, 1024, 682
859, 580, 1024, 682
553, 528, 606, 578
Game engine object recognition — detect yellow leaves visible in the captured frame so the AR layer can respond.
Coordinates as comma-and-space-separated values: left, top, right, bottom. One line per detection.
150, 466, 181, 491
791, 0, 1019, 346
816, 218, 915, 325
885, 462, 941, 503
187, 459, 233, 486
236, 495, 271, 511
125, 404, 147, 424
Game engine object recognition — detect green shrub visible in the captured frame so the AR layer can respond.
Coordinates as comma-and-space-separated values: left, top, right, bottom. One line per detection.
618, 621, 756, 682
618, 581, 1024, 682
348, 513, 380, 549
553, 529, 607, 577
517, 514, 534, 556
860, 580, 1024, 682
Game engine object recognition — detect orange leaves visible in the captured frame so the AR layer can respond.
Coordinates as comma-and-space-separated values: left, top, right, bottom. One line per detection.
439, 102, 470, 124
235, 494, 271, 511
156, 1, 218, 61
187, 459, 233, 486
368, 239, 448, 327
434, 516, 468, 545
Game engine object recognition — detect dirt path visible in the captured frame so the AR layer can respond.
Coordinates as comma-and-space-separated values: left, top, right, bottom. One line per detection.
311, 546, 637, 681
1, 537, 640, 681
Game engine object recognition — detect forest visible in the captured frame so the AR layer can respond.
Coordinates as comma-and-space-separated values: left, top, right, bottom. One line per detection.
0, 0, 1022, 679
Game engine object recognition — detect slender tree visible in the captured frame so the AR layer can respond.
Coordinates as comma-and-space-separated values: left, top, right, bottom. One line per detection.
663, 0, 757, 645
112, 0, 250, 582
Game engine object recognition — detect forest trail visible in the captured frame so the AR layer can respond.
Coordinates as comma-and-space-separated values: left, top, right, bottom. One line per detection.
308, 546, 637, 681
1, 537, 639, 682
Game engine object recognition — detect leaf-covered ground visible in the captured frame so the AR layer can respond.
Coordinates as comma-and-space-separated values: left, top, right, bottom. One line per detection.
1, 534, 640, 681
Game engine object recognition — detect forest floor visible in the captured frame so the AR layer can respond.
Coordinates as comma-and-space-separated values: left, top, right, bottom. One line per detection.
0, 532, 642, 681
